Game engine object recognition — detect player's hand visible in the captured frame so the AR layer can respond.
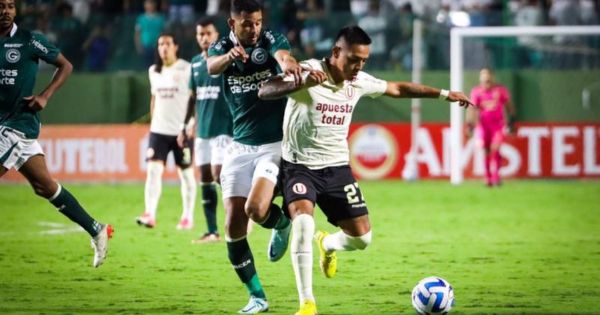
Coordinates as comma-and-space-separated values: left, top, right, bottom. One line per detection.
447, 91, 473, 107
23, 95, 48, 111
304, 68, 327, 87
282, 59, 303, 86
177, 131, 186, 148
228, 45, 248, 63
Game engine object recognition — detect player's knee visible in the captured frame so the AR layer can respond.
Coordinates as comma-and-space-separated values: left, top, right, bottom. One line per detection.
348, 231, 372, 250
31, 180, 57, 199
244, 201, 263, 221
147, 162, 164, 179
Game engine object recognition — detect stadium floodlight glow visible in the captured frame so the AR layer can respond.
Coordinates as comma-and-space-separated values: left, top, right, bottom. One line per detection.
449, 25, 600, 185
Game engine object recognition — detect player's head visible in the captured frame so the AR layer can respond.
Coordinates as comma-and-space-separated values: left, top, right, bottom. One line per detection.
154, 34, 178, 72
0, 0, 17, 32
479, 68, 495, 89
330, 26, 372, 81
228, 0, 262, 46
144, 0, 158, 13
196, 17, 219, 52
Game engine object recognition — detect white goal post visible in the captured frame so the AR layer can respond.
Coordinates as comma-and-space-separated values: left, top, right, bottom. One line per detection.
449, 25, 600, 185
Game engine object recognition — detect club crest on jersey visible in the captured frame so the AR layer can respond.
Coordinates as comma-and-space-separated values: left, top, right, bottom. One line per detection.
292, 183, 307, 195
251, 48, 267, 65
5, 49, 20, 63
345, 85, 355, 100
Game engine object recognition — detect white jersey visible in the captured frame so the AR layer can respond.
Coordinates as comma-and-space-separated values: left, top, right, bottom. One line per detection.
149, 59, 191, 136
282, 58, 388, 169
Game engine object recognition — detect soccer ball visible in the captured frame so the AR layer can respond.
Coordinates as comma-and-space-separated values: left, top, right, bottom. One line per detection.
411, 276, 455, 315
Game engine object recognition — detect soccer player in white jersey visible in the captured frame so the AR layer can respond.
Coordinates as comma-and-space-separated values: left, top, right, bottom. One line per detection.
136, 34, 197, 230
258, 26, 472, 315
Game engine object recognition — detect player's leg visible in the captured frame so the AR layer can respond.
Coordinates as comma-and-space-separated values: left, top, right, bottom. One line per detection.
174, 136, 196, 230
490, 128, 505, 186
283, 160, 320, 315
138, 133, 169, 227
478, 125, 493, 186
245, 143, 291, 262
221, 144, 269, 313
0, 166, 7, 177
19, 153, 113, 267
192, 137, 219, 242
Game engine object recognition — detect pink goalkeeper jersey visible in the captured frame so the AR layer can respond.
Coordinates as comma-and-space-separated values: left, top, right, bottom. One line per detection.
470, 84, 511, 129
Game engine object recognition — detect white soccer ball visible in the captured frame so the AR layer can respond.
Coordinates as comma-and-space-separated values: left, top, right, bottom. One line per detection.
411, 276, 455, 315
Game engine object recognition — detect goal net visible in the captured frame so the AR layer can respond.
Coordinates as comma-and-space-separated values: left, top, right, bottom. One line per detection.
449, 26, 600, 184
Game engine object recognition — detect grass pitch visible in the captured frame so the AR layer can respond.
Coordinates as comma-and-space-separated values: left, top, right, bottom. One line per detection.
0, 180, 599, 314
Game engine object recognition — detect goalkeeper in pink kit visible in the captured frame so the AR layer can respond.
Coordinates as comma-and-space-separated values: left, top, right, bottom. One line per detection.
467, 68, 516, 186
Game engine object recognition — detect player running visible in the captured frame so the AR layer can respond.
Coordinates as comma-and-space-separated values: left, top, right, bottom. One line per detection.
467, 68, 516, 186
181, 18, 233, 243
205, 0, 305, 313
136, 34, 197, 229
258, 26, 472, 315
0, 0, 112, 267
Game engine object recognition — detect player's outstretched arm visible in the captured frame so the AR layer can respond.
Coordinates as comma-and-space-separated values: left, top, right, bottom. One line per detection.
207, 45, 247, 75
274, 50, 302, 85
258, 69, 327, 100
24, 53, 72, 111
385, 82, 473, 107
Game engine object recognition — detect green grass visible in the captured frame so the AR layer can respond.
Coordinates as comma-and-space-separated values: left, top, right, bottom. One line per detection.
0, 180, 599, 314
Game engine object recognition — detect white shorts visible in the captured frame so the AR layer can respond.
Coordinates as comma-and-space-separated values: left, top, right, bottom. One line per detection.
0, 126, 44, 170
220, 141, 281, 199
195, 135, 232, 166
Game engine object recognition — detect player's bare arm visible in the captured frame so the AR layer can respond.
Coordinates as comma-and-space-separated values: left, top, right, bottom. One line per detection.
385, 81, 473, 107
206, 45, 248, 75
177, 91, 197, 148
24, 53, 72, 111
258, 69, 327, 100
274, 50, 303, 85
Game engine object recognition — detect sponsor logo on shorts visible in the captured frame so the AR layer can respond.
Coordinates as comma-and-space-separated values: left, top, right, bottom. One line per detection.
251, 48, 267, 65
292, 183, 307, 195
5, 49, 20, 63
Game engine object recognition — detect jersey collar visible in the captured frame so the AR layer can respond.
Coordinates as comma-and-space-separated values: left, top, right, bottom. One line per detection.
9, 23, 17, 37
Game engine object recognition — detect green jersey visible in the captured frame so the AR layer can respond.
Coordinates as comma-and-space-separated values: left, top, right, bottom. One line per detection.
208, 29, 290, 145
0, 25, 60, 139
189, 54, 233, 139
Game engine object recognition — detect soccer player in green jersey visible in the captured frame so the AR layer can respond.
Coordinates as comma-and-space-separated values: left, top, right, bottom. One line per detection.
0, 0, 113, 267
205, 0, 305, 313
182, 18, 234, 243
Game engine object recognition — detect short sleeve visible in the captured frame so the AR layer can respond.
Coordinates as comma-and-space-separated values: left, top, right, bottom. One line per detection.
357, 72, 387, 98
208, 39, 227, 57
30, 32, 60, 64
265, 30, 291, 57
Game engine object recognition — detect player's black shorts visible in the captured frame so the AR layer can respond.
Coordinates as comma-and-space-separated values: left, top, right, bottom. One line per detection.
280, 159, 368, 226
146, 132, 193, 168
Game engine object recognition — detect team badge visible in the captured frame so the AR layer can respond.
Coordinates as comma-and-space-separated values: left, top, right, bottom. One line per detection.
5, 49, 20, 63
345, 85, 355, 100
292, 183, 307, 195
251, 48, 267, 65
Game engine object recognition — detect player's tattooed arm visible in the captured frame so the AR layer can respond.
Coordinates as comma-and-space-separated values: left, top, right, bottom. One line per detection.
385, 82, 473, 107
258, 69, 327, 100
274, 50, 303, 85
25, 53, 73, 111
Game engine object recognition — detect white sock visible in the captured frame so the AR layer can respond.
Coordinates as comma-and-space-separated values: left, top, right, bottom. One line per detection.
323, 230, 372, 252
178, 167, 197, 221
144, 162, 164, 218
291, 214, 315, 304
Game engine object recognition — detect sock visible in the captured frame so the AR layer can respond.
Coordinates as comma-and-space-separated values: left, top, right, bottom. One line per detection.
227, 237, 266, 299
258, 203, 290, 230
49, 185, 102, 237
201, 183, 218, 233
484, 153, 492, 183
323, 230, 372, 252
492, 151, 501, 183
291, 214, 315, 304
178, 167, 196, 220
144, 162, 164, 218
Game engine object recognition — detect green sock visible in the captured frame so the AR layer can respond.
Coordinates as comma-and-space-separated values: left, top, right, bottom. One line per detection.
227, 238, 266, 299
201, 183, 218, 233
259, 203, 290, 230
50, 185, 102, 237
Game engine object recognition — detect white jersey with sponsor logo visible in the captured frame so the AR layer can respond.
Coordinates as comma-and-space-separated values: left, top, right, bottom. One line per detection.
149, 59, 191, 136
282, 58, 388, 169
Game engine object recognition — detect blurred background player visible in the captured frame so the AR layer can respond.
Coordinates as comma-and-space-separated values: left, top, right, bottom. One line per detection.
182, 18, 233, 243
467, 68, 516, 187
136, 34, 196, 229
205, 0, 304, 313
258, 26, 472, 315
0, 0, 112, 268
